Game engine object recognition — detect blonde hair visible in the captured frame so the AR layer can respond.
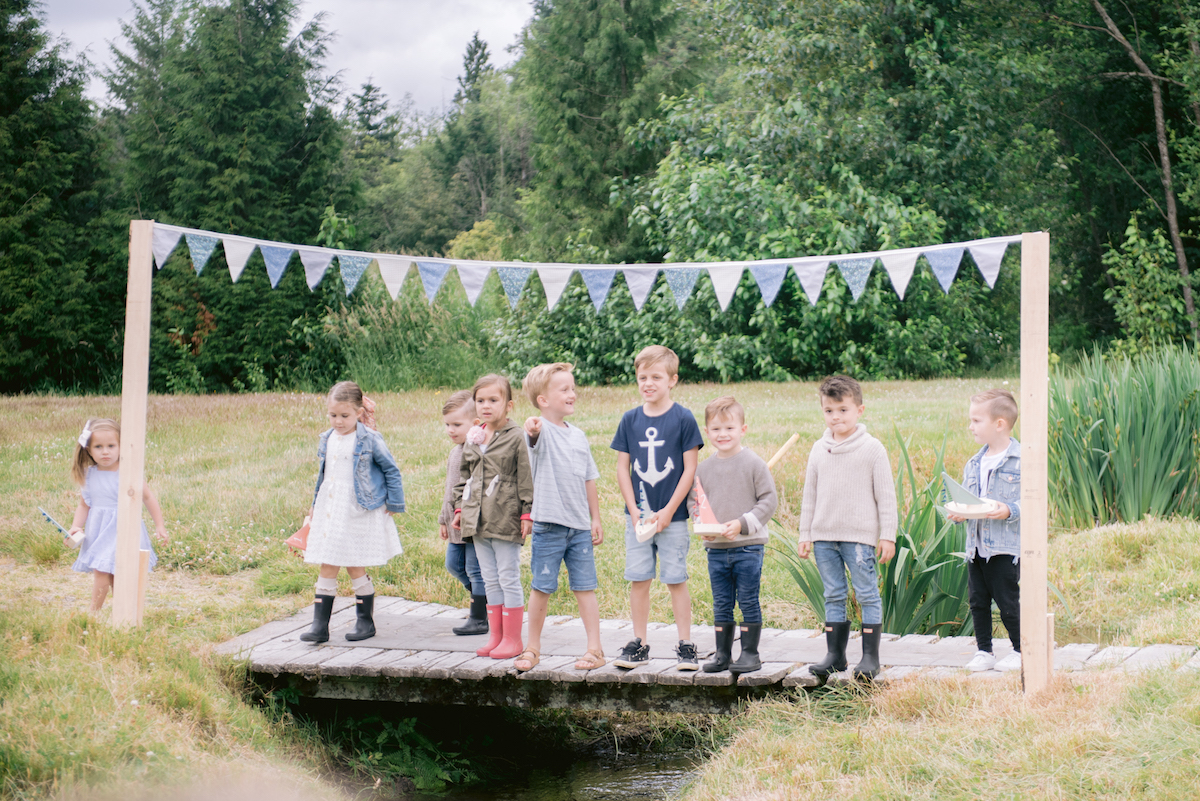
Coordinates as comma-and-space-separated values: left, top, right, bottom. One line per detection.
819, 375, 863, 406
704, 396, 745, 426
472, 374, 513, 407
523, 363, 573, 409
71, 418, 119, 486
442, 390, 476, 417
971, 388, 1019, 428
634, 345, 679, 377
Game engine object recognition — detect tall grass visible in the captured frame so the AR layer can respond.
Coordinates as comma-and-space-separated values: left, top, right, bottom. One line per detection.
1049, 346, 1200, 527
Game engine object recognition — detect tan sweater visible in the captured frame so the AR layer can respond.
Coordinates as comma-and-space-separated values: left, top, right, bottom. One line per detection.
797, 424, 897, 545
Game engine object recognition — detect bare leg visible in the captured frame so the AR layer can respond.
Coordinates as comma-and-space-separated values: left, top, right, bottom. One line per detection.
667, 581, 692, 642
91, 571, 114, 612
630, 579, 652, 641
575, 590, 601, 654
525, 589, 549, 655
345, 566, 366, 580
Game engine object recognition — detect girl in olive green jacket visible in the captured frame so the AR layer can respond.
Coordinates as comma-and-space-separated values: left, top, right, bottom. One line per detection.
453, 374, 533, 660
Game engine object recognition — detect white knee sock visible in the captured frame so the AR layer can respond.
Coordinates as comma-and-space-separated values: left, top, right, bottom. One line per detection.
315, 576, 338, 596
351, 574, 374, 596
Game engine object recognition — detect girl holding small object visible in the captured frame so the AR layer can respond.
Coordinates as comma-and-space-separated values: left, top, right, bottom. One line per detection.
300, 381, 405, 644
453, 374, 533, 660
69, 418, 167, 613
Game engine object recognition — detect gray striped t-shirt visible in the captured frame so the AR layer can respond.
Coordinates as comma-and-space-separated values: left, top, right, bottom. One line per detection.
526, 420, 600, 530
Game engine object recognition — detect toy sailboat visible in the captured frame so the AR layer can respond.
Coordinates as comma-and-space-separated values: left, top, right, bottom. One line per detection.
692, 478, 724, 536
937, 472, 1001, 519
634, 483, 658, 542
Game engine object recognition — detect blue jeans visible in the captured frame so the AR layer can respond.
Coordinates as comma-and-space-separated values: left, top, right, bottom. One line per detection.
445, 540, 484, 597
623, 517, 690, 584
531, 522, 598, 593
813, 540, 883, 625
706, 544, 763, 624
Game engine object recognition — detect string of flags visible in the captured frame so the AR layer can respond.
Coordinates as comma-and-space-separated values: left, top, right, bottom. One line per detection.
150, 222, 1023, 312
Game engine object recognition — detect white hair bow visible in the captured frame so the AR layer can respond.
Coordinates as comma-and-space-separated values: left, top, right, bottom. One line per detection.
77, 422, 92, 449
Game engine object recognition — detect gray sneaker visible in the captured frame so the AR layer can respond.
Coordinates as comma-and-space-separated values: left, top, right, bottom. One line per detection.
676, 640, 699, 670
614, 638, 650, 669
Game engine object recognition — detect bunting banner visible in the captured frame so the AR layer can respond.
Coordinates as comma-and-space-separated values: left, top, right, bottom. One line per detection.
146, 223, 1023, 314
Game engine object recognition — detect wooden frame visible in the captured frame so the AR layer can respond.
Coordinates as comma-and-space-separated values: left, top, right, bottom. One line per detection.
110, 221, 1055, 692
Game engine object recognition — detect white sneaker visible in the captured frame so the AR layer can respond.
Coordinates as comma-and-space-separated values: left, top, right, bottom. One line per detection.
965, 650, 996, 672
995, 652, 1022, 672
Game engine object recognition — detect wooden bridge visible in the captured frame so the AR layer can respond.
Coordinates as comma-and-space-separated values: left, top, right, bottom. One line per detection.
215, 597, 1200, 714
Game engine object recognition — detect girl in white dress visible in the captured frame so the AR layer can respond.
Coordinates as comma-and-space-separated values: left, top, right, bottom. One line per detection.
300, 381, 405, 643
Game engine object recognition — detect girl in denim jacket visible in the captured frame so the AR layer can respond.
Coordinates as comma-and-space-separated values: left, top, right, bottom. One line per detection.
299, 381, 405, 644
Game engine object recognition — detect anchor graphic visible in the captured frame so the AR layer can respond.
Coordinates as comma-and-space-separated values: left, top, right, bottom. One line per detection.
634, 426, 673, 486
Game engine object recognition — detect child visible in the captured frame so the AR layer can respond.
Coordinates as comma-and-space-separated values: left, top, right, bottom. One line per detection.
68, 418, 168, 612
695, 396, 778, 675
515, 363, 605, 673
439, 390, 488, 636
300, 381, 405, 644
949, 388, 1022, 673
453, 374, 533, 660
610, 345, 704, 670
797, 375, 897, 680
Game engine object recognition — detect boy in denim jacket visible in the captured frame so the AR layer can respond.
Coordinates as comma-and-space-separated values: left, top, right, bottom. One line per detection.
949, 389, 1022, 673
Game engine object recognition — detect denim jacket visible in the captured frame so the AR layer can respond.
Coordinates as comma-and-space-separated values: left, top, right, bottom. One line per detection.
313, 423, 406, 513
961, 437, 1021, 561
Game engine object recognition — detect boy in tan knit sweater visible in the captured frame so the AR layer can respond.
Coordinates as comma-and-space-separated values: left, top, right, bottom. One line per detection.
798, 375, 897, 680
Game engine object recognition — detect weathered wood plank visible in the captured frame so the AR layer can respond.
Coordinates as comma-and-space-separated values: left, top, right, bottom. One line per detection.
653, 660, 698, 686
214, 612, 314, 657
782, 666, 821, 688
1087, 646, 1139, 668
423, 651, 482, 679
1053, 643, 1098, 672
320, 648, 386, 677
873, 665, 923, 683
1119, 644, 1195, 671
383, 650, 457, 678
737, 662, 795, 687
618, 658, 677, 685
516, 655, 577, 682
585, 662, 634, 684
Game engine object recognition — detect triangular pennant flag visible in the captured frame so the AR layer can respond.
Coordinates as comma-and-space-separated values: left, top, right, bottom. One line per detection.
879, 250, 920, 300
296, 247, 334, 289
223, 237, 257, 282
537, 266, 574, 310
184, 233, 220, 275
836, 257, 875, 301
581, 268, 617, 311
338, 254, 372, 296
259, 245, 295, 288
417, 261, 450, 303
151, 226, 182, 269
622, 267, 659, 311
968, 240, 1009, 288
663, 267, 700, 310
749, 263, 788, 307
924, 247, 965, 293
376, 256, 411, 300
792, 259, 829, 306
497, 266, 533, 309
456, 262, 491, 306
708, 264, 744, 311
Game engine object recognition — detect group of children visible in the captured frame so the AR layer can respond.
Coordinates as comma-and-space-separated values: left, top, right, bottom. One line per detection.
68, 347, 1024, 678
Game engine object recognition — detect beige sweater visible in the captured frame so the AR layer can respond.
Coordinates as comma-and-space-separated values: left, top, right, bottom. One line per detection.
797, 424, 897, 545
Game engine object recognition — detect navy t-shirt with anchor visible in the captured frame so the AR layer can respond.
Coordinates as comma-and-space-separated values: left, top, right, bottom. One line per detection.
611, 402, 704, 523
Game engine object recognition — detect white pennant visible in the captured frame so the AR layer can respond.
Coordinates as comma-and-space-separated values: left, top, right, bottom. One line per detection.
878, 250, 920, 300
151, 226, 182, 269
456, 262, 491, 305
375, 256, 411, 299
968, 240, 1009, 288
707, 264, 744, 311
622, 267, 659, 311
222, 237, 257, 283
792, 259, 829, 306
538, 266, 574, 310
296, 247, 334, 289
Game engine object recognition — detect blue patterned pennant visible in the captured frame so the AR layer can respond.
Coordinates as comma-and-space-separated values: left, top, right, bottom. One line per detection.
338, 254, 371, 296
923, 247, 965, 293
497, 266, 533, 309
260, 245, 295, 288
836, 257, 875, 301
663, 267, 700, 310
581, 268, 617, 311
417, 261, 450, 302
749, 263, 788, 307
184, 233, 220, 275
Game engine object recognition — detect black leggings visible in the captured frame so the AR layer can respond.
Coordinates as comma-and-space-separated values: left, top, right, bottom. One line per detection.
968, 554, 1020, 653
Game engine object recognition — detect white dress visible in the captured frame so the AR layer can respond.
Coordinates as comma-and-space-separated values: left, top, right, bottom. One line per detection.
304, 431, 403, 567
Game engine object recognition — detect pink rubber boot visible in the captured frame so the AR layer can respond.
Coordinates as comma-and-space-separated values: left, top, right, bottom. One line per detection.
475, 605, 504, 656
489, 606, 525, 659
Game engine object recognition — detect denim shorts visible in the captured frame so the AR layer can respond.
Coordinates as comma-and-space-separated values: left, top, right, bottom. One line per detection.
623, 517, 690, 584
530, 522, 598, 593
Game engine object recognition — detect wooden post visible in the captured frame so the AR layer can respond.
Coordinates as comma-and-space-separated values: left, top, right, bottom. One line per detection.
1019, 231, 1051, 693
112, 220, 154, 627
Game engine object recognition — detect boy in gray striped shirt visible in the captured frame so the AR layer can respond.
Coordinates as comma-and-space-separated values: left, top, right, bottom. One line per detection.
515, 363, 605, 673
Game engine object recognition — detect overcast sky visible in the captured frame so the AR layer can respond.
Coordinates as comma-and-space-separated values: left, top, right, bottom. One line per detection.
40, 0, 532, 114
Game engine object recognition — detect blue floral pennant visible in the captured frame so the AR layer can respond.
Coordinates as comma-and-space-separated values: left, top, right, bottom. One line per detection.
749, 263, 788, 308
924, 247, 965, 293
581, 268, 617, 311
663, 267, 700, 310
338, 254, 372, 296
498, 266, 533, 309
184, 233, 220, 275
260, 245, 295, 288
836, 257, 875, 301
417, 261, 450, 302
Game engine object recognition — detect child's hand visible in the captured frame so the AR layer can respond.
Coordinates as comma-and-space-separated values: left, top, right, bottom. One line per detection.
797, 540, 812, 559
877, 540, 896, 564
702, 535, 717, 542
452, 510, 462, 530
439, 524, 449, 541
985, 503, 1011, 520
946, 512, 966, 523
721, 520, 741, 540
591, 519, 603, 545
649, 511, 666, 534
154, 526, 168, 543
520, 519, 532, 540
524, 416, 542, 437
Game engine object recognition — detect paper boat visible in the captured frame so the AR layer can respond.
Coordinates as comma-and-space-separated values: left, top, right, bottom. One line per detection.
692, 478, 724, 536
634, 483, 657, 542
937, 473, 998, 520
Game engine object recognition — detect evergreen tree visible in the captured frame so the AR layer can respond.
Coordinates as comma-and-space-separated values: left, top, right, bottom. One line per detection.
453, 32, 492, 106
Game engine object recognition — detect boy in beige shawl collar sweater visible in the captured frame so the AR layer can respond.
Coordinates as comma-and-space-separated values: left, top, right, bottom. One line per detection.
798, 375, 897, 680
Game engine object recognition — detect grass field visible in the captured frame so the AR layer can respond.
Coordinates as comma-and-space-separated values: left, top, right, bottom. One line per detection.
2, 382, 1199, 799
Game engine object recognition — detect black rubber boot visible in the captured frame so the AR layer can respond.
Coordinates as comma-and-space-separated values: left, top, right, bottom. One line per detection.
810, 621, 850, 677
729, 624, 762, 675
299, 594, 334, 643
345, 594, 376, 641
703, 621, 736, 673
854, 624, 882, 679
453, 595, 490, 636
